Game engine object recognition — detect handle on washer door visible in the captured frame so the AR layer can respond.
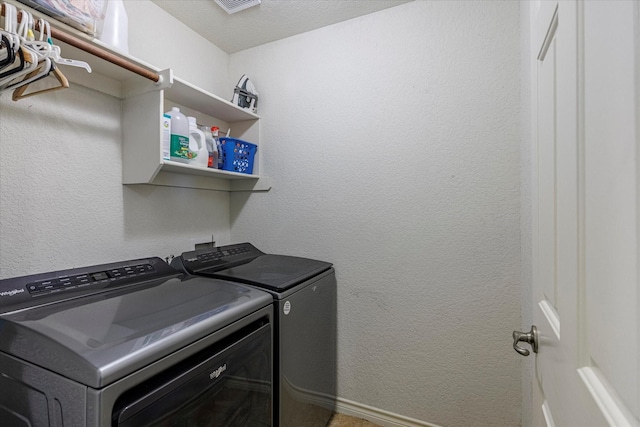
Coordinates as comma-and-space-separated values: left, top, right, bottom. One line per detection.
512, 325, 538, 356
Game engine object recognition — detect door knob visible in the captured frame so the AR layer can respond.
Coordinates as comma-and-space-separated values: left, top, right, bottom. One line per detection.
512, 325, 538, 356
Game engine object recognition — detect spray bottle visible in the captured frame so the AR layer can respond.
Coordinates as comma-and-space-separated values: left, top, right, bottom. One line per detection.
203, 126, 219, 169
212, 127, 224, 169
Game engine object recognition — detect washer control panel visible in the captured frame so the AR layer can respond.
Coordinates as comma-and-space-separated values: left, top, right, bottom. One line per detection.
0, 258, 178, 314
25, 263, 156, 296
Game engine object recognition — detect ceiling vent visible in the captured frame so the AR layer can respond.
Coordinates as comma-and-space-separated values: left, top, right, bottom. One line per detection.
214, 0, 261, 14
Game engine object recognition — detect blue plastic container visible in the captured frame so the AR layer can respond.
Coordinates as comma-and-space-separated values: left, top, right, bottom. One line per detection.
218, 137, 257, 174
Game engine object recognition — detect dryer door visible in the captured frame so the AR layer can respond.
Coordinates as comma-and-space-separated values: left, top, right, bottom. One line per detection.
112, 322, 272, 427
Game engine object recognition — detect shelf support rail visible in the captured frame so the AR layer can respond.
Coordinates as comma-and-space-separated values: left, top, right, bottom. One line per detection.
0, 3, 161, 84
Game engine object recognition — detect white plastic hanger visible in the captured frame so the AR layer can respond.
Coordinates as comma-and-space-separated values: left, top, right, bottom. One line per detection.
0, 10, 39, 89
37, 19, 91, 73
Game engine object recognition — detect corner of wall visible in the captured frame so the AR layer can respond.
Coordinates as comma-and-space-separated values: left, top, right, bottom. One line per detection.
520, 1, 534, 426
123, 0, 231, 95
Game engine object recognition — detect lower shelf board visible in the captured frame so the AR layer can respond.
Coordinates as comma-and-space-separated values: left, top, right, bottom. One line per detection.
160, 160, 260, 180
124, 170, 272, 192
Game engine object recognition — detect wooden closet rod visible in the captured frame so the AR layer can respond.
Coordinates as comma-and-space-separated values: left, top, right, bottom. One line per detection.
1, 4, 161, 83
50, 29, 160, 83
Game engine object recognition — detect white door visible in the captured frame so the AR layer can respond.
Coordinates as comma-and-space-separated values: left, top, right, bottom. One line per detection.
526, 0, 639, 426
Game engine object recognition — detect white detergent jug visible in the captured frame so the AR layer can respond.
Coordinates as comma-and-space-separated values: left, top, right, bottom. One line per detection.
166, 107, 189, 163
99, 0, 129, 54
188, 117, 208, 168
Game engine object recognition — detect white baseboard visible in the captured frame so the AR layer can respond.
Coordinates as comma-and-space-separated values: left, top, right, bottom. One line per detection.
334, 397, 441, 427
281, 377, 439, 427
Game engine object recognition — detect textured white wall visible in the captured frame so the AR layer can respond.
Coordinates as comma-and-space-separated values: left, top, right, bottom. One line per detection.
124, 0, 230, 95
0, 1, 526, 424
229, 2, 522, 426
0, 0, 231, 278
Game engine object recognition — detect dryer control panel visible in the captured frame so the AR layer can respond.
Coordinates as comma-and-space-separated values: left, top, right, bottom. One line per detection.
0, 258, 180, 314
173, 242, 264, 274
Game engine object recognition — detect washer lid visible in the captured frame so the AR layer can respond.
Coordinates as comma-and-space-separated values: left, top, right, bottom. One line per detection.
0, 276, 271, 388
209, 255, 333, 291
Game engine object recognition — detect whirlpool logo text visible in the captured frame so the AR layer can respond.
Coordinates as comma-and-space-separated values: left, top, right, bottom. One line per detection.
0, 288, 24, 297
209, 364, 227, 380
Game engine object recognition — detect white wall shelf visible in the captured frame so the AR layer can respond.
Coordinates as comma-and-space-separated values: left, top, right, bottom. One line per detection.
70, 54, 270, 191
3, 0, 269, 192
122, 70, 269, 192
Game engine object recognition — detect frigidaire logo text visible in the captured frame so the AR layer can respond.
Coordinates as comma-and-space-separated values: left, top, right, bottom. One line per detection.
209, 364, 227, 380
0, 288, 24, 297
